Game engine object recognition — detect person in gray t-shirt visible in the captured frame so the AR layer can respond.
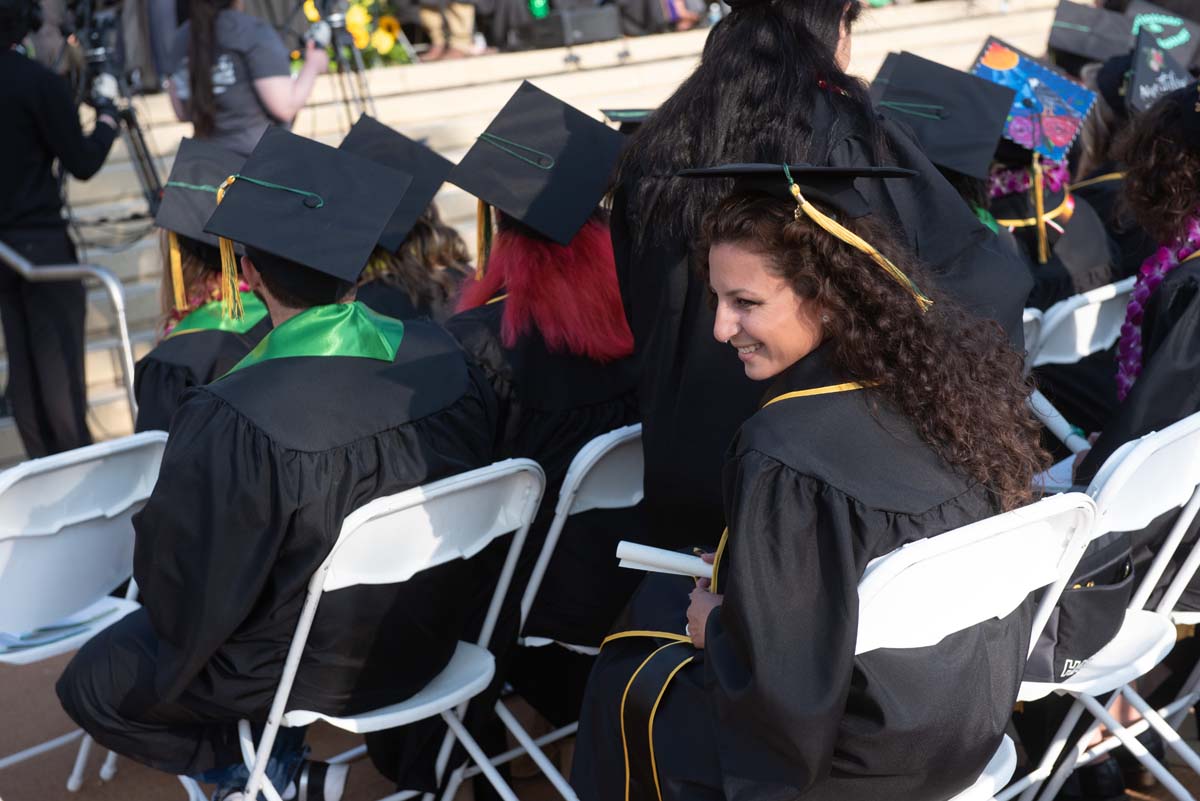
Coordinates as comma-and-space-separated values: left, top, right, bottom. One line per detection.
167, 0, 327, 156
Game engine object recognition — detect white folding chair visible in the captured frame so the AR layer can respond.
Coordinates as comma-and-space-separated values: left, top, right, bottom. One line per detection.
236, 459, 546, 801
0, 433, 168, 791
450, 424, 643, 801
996, 411, 1200, 801
1022, 308, 1043, 376
1027, 278, 1137, 453
855, 492, 1097, 801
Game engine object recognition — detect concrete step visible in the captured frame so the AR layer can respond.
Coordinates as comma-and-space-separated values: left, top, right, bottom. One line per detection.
0, 329, 155, 395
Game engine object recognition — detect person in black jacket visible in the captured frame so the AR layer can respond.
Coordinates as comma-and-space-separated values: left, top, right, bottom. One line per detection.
0, 0, 118, 457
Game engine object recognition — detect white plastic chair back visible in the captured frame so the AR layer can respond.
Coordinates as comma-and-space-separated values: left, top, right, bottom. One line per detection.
518, 424, 643, 625
856, 493, 1096, 656
1032, 277, 1136, 367
1022, 308, 1043, 374
1087, 411, 1200, 537
0, 433, 167, 634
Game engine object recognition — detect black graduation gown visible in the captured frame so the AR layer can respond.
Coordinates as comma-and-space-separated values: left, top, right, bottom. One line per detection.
57, 319, 499, 776
1071, 165, 1156, 280
572, 346, 1032, 801
992, 185, 1118, 311
357, 278, 438, 322
615, 104, 1033, 547
445, 299, 643, 645
1076, 261, 1200, 611
133, 316, 271, 433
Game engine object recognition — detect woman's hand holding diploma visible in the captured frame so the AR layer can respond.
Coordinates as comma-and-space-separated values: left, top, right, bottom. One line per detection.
687, 551, 722, 649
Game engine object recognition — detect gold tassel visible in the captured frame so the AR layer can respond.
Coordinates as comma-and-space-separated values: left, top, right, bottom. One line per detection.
788, 183, 933, 312
475, 199, 492, 281
168, 230, 187, 312
1032, 153, 1049, 265
214, 176, 245, 321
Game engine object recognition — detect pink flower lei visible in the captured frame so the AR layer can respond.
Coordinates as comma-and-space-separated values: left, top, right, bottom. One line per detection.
1115, 213, 1200, 400
161, 276, 253, 338
988, 160, 1071, 200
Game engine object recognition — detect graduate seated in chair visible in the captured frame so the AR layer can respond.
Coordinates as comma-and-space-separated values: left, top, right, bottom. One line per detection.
135, 138, 271, 433
56, 128, 499, 801
365, 81, 644, 791
338, 115, 472, 324
572, 164, 1049, 801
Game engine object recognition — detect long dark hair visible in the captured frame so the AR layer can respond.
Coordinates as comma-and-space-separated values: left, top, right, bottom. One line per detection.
615, 0, 878, 248
1117, 83, 1200, 244
700, 193, 1047, 510
188, 0, 235, 138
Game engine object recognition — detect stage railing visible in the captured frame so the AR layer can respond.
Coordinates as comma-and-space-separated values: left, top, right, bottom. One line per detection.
0, 240, 138, 427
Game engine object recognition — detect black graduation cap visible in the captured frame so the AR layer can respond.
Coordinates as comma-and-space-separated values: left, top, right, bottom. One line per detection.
869, 52, 899, 105
449, 81, 625, 246
873, 52, 1016, 181
1126, 0, 1200, 68
338, 114, 453, 253
204, 126, 412, 287
602, 108, 654, 134
1096, 50, 1134, 118
1128, 28, 1193, 112
156, 138, 243, 248
678, 163, 932, 310
1048, 0, 1135, 65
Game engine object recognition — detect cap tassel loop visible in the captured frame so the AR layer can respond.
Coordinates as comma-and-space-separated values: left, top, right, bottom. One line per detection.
215, 175, 245, 321
168, 230, 188, 313
475, 199, 493, 281
1033, 153, 1050, 265
782, 165, 933, 312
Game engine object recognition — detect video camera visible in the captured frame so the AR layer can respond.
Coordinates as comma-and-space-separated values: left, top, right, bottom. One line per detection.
63, 0, 124, 111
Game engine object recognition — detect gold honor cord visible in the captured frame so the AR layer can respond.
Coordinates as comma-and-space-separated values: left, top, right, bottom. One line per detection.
782, 165, 933, 311
648, 654, 696, 801
167, 230, 187, 312
1068, 172, 1125, 192
710, 527, 728, 594
485, 292, 508, 305
620, 642, 687, 801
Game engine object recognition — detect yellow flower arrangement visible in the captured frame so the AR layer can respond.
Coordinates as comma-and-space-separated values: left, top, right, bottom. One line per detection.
370, 28, 395, 54
344, 3, 372, 49
303, 0, 320, 22
377, 14, 401, 36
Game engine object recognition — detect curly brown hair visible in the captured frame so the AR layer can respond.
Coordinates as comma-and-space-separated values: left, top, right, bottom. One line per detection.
361, 202, 472, 322
1117, 84, 1200, 245
698, 193, 1048, 510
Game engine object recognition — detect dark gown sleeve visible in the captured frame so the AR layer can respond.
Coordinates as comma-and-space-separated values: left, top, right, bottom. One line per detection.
444, 315, 515, 455
1078, 268, 1200, 481
132, 390, 294, 703
831, 123, 1033, 348
133, 356, 195, 433
703, 450, 861, 799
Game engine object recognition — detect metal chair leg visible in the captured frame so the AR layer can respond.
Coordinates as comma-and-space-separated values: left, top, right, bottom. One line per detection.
66, 734, 93, 791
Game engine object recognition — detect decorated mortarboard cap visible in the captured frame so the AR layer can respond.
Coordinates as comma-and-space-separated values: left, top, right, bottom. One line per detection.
678, 163, 931, 310
204, 127, 413, 316
449, 81, 625, 247
1126, 0, 1200, 68
869, 52, 900, 105
970, 37, 1097, 163
601, 108, 654, 134
873, 52, 1016, 181
1048, 0, 1135, 66
338, 114, 453, 253
1128, 28, 1192, 113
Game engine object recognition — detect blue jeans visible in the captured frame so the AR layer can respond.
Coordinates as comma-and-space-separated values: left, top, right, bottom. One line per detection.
195, 725, 309, 800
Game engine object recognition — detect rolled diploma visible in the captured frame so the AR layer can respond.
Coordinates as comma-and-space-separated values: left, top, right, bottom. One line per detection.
616, 541, 713, 580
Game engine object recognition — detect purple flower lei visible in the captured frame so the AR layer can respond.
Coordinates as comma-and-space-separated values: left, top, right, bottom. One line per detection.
1115, 213, 1200, 400
988, 161, 1071, 200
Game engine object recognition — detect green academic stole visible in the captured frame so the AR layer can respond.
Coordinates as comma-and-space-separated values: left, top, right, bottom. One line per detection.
166, 292, 268, 339
226, 301, 404, 375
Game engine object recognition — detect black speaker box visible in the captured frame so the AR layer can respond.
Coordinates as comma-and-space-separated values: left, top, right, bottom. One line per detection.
516, 5, 622, 49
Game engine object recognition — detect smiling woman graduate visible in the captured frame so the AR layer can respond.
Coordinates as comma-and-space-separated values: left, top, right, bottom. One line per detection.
572, 164, 1047, 801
